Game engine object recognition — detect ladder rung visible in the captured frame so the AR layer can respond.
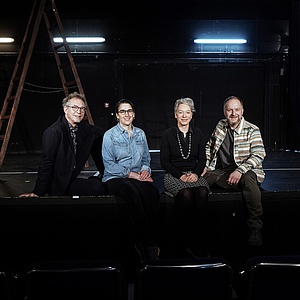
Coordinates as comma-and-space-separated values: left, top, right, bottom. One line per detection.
64, 80, 77, 87
17, 58, 24, 65
6, 96, 15, 101
0, 135, 4, 141
1, 115, 10, 120
12, 75, 21, 83
54, 43, 65, 50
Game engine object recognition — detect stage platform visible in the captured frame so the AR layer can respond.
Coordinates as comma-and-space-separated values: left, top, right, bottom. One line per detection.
0, 150, 299, 283
0, 149, 300, 197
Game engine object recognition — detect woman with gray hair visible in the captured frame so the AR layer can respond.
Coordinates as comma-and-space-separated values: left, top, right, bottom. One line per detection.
160, 97, 211, 258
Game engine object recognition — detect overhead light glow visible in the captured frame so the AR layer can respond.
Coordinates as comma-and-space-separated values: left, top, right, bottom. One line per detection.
0, 37, 14, 43
53, 37, 105, 43
194, 38, 247, 44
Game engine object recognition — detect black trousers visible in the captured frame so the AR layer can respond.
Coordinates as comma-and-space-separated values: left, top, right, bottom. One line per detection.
105, 178, 160, 247
67, 177, 106, 196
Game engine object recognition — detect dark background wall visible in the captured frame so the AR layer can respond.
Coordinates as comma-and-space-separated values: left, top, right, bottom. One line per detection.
0, 0, 298, 153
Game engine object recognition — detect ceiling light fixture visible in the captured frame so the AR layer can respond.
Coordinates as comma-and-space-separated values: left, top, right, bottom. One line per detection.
194, 38, 247, 44
53, 37, 105, 43
0, 37, 14, 43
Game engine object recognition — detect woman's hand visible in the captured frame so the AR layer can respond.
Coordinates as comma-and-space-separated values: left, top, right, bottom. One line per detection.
180, 172, 198, 182
128, 170, 154, 182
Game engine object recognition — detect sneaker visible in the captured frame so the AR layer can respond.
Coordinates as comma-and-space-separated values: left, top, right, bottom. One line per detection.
146, 245, 160, 261
135, 242, 146, 263
186, 245, 211, 259
248, 228, 262, 246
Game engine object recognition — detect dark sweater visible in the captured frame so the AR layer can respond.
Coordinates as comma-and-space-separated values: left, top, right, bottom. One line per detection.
160, 125, 206, 179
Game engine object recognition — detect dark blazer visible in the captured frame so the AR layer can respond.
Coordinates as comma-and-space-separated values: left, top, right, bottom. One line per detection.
33, 115, 104, 196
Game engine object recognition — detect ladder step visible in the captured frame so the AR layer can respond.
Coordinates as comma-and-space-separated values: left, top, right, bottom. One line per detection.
64, 80, 77, 87
17, 58, 25, 65
54, 43, 65, 50
1, 115, 11, 120
12, 76, 21, 84
0, 135, 5, 141
6, 96, 16, 102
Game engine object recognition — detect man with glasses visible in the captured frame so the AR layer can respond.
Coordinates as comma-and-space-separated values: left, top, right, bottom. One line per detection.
19, 92, 106, 197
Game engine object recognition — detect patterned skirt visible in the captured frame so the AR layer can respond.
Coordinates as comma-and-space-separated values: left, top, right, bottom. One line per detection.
163, 173, 211, 197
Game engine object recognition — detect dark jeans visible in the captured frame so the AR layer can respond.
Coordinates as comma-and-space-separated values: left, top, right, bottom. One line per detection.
204, 169, 263, 229
105, 178, 160, 247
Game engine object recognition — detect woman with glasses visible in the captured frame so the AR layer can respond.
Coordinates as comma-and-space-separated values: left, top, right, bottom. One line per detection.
160, 97, 211, 258
102, 99, 160, 262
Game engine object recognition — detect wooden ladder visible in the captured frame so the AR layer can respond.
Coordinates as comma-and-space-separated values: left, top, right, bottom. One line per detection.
0, 0, 94, 170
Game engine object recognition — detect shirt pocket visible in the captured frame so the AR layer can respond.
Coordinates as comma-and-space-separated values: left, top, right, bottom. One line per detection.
134, 134, 146, 154
112, 140, 129, 160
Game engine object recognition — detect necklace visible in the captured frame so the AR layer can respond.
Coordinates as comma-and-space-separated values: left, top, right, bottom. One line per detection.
177, 131, 191, 159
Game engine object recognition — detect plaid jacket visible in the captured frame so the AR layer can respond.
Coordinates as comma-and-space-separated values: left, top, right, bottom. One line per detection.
205, 117, 266, 183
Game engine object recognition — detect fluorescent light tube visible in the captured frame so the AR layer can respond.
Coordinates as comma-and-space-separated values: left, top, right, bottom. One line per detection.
194, 38, 247, 44
53, 37, 105, 43
0, 37, 14, 43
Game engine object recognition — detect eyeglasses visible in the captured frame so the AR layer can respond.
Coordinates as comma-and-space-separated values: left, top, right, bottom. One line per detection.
118, 109, 134, 115
67, 105, 86, 113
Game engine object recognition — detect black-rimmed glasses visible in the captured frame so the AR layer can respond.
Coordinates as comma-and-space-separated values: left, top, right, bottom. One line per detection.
118, 109, 134, 115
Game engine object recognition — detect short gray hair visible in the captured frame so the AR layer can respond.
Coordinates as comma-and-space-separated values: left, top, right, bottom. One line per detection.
174, 97, 196, 114
62, 92, 87, 107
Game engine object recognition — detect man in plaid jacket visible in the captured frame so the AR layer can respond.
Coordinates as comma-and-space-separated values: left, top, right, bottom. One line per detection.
202, 95, 266, 246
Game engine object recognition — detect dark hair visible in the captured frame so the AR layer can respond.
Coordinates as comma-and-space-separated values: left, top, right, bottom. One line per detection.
115, 98, 135, 114
223, 95, 244, 108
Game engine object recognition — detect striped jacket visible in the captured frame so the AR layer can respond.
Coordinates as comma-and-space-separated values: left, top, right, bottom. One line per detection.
205, 117, 266, 183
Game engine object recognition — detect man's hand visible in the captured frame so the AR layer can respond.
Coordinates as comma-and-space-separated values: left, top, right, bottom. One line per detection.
19, 192, 39, 198
227, 170, 242, 185
201, 167, 207, 177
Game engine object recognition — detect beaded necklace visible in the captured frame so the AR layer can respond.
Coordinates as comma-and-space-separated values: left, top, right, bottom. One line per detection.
177, 131, 192, 159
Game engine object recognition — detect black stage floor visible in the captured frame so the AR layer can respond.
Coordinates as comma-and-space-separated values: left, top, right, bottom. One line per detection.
0, 149, 300, 197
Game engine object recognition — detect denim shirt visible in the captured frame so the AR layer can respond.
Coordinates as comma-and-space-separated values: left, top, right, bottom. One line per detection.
102, 122, 152, 182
